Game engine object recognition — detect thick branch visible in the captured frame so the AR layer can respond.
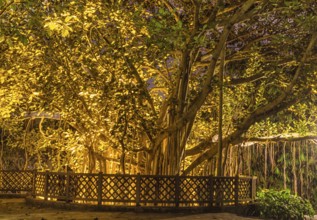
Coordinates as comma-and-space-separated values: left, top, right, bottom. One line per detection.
161, 0, 180, 22
242, 134, 317, 143
252, 32, 317, 117
182, 94, 305, 176
228, 73, 265, 85
152, 0, 258, 152
186, 139, 215, 156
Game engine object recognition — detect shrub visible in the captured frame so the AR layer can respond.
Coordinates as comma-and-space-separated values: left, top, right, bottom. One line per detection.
256, 189, 315, 220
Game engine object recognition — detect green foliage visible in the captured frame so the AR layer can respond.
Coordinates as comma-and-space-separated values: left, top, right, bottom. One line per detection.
257, 189, 315, 220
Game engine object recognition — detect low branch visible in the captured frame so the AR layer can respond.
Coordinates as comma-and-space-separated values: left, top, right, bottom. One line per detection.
242, 134, 317, 143
228, 73, 265, 85
185, 139, 215, 156
182, 94, 306, 176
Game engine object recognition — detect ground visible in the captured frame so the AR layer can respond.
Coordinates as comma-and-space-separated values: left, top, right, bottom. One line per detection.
0, 198, 264, 220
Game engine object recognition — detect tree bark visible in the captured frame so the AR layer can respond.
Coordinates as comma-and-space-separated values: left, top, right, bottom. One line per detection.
292, 142, 298, 195
0, 127, 4, 170
264, 144, 267, 188
217, 48, 225, 176
283, 142, 287, 190
150, 2, 258, 174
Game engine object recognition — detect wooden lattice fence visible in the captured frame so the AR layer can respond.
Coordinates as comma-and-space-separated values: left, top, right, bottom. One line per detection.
0, 170, 256, 207
0, 170, 34, 192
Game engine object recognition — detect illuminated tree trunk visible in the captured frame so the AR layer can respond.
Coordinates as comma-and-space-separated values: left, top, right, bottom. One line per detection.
236, 145, 240, 176
120, 151, 126, 174
292, 142, 297, 195
229, 146, 233, 176
269, 143, 275, 173
222, 145, 230, 176
217, 48, 225, 176
147, 1, 260, 176
306, 141, 309, 197
264, 144, 267, 188
283, 142, 287, 190
248, 145, 249, 176
299, 141, 303, 196
0, 128, 3, 170
149, 50, 194, 175
88, 147, 96, 173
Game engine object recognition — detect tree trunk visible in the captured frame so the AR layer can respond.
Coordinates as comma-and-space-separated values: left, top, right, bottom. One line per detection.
248, 144, 251, 176
217, 48, 225, 176
306, 141, 309, 198
270, 143, 275, 173
283, 142, 287, 190
264, 144, 267, 188
292, 142, 297, 195
120, 150, 126, 174
88, 148, 96, 173
298, 141, 303, 196
0, 127, 4, 170
222, 145, 230, 176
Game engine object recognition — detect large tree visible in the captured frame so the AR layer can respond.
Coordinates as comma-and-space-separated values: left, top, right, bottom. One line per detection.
1, 0, 317, 175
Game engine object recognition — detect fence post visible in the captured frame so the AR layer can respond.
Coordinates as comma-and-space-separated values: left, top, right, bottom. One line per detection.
136, 173, 141, 207
44, 170, 49, 201
66, 171, 70, 202
234, 176, 239, 206
97, 172, 103, 206
175, 174, 180, 207
251, 176, 257, 201
32, 170, 37, 198
209, 175, 214, 207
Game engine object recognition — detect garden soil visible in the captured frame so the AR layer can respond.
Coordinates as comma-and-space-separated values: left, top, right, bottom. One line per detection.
0, 198, 264, 220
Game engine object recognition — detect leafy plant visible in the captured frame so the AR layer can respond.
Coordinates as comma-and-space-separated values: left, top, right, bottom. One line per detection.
256, 189, 315, 220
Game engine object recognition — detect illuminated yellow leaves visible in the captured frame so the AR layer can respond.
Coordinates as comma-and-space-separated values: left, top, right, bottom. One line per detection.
44, 19, 74, 37
84, 6, 96, 18
44, 11, 79, 38
0, 35, 5, 43
44, 21, 61, 31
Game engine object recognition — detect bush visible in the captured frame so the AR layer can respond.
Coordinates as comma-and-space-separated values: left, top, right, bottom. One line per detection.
256, 189, 315, 220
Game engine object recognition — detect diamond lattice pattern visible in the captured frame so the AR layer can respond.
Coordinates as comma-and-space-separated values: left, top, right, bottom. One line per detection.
0, 171, 33, 191
212, 178, 235, 203
35, 173, 45, 196
47, 173, 67, 198
140, 176, 176, 203
238, 178, 251, 200
102, 175, 136, 201
180, 177, 210, 203
73, 174, 98, 200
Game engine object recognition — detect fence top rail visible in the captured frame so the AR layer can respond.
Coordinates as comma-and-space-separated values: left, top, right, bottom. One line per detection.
239, 176, 257, 180
0, 170, 254, 180
0, 170, 33, 173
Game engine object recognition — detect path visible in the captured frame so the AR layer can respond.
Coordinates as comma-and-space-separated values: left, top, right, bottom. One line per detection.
0, 198, 262, 220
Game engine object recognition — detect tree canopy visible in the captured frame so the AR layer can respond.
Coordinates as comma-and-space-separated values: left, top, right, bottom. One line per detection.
1, 0, 317, 175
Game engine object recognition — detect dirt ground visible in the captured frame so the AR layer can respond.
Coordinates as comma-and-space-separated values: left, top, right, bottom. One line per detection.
0, 198, 264, 220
